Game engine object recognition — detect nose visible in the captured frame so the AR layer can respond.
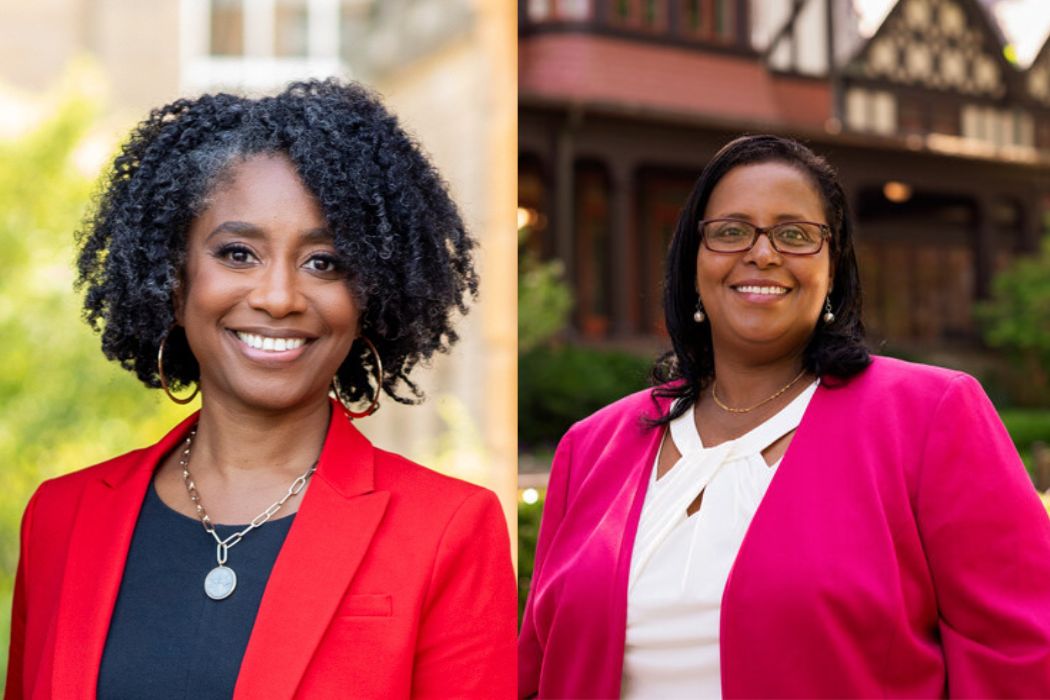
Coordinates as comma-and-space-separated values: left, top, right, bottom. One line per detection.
246, 262, 308, 318
742, 231, 782, 267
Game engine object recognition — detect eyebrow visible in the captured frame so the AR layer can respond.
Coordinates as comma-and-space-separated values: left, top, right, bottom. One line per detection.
715, 213, 817, 223
204, 221, 334, 244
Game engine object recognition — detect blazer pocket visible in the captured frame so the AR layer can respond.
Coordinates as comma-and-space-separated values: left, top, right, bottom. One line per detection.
337, 593, 393, 618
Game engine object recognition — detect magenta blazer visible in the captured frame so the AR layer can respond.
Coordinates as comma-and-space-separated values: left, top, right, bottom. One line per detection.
519, 357, 1050, 698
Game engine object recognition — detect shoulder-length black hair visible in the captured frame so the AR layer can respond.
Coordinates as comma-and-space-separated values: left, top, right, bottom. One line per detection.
651, 134, 871, 424
77, 79, 477, 408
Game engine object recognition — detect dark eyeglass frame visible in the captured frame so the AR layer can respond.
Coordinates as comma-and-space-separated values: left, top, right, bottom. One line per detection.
697, 218, 832, 256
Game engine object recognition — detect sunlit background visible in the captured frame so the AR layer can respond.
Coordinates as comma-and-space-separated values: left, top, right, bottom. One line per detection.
0, 0, 516, 669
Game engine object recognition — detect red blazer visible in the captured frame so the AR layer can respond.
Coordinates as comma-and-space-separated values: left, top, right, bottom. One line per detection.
519, 357, 1050, 698
6, 401, 516, 699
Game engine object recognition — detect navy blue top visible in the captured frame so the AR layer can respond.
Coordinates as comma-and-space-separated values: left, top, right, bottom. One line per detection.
97, 482, 294, 699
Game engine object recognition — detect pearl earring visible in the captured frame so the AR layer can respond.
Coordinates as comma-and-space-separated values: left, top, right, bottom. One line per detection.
693, 299, 706, 323
822, 296, 835, 324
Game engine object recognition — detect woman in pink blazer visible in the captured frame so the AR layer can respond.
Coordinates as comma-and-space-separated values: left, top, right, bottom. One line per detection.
7, 81, 515, 698
518, 135, 1050, 698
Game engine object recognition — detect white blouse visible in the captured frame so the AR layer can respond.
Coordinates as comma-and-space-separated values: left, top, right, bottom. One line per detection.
621, 382, 818, 699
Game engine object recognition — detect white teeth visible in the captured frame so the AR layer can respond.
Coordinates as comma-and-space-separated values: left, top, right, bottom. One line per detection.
235, 332, 307, 352
736, 285, 788, 296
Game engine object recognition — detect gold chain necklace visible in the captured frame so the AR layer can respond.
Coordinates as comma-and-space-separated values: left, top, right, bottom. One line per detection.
711, 368, 808, 414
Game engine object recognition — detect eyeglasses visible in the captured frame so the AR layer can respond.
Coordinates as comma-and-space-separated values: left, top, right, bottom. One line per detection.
698, 218, 831, 255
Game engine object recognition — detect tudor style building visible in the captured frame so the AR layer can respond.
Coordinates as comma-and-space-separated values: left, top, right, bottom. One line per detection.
519, 0, 1050, 351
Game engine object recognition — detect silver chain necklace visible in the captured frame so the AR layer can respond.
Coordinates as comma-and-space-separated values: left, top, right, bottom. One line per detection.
178, 428, 317, 600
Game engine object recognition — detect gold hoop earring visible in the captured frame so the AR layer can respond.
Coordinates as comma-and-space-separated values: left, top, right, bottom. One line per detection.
332, 336, 383, 419
157, 331, 200, 405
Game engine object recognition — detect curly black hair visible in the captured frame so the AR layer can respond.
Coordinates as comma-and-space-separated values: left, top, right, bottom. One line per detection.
76, 79, 478, 407
651, 134, 871, 425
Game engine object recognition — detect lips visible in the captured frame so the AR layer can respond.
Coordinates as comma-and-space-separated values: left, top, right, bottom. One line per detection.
226, 327, 316, 363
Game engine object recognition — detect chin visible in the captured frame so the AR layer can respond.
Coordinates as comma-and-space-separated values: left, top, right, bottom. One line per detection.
722, 321, 812, 354
210, 380, 329, 414
729, 320, 791, 343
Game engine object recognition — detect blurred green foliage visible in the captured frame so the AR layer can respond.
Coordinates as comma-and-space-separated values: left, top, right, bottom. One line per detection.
978, 236, 1050, 405
518, 248, 572, 354
0, 90, 191, 675
1000, 410, 1050, 453
519, 344, 652, 449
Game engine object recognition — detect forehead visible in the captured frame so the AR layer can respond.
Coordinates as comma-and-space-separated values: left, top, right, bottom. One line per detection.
196, 153, 328, 231
705, 161, 825, 219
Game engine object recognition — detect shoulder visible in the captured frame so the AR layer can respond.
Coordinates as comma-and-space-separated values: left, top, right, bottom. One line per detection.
29, 447, 150, 510
372, 447, 503, 523
367, 448, 510, 581
29, 412, 194, 512
542, 386, 668, 502
817, 356, 1002, 446
17, 446, 153, 561
829, 355, 980, 404
561, 385, 667, 452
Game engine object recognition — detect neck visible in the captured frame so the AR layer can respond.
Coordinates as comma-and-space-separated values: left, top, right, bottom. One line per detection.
191, 393, 331, 482
710, 349, 808, 410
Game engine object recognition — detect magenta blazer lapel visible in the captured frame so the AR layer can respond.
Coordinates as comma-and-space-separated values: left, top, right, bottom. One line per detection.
521, 381, 841, 698
520, 390, 671, 698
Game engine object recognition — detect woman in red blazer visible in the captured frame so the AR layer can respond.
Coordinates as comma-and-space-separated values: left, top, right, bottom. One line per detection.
7, 80, 515, 698
519, 135, 1050, 698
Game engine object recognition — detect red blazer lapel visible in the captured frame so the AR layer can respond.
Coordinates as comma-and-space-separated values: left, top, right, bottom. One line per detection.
234, 404, 389, 699
49, 413, 199, 697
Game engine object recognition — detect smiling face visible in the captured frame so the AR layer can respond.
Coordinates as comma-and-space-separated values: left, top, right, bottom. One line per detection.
697, 160, 833, 363
177, 153, 359, 413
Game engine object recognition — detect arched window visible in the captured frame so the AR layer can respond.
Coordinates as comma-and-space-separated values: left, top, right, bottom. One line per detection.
637, 168, 695, 334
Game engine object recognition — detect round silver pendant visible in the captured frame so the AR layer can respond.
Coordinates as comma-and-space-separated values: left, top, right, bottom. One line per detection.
204, 565, 237, 600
